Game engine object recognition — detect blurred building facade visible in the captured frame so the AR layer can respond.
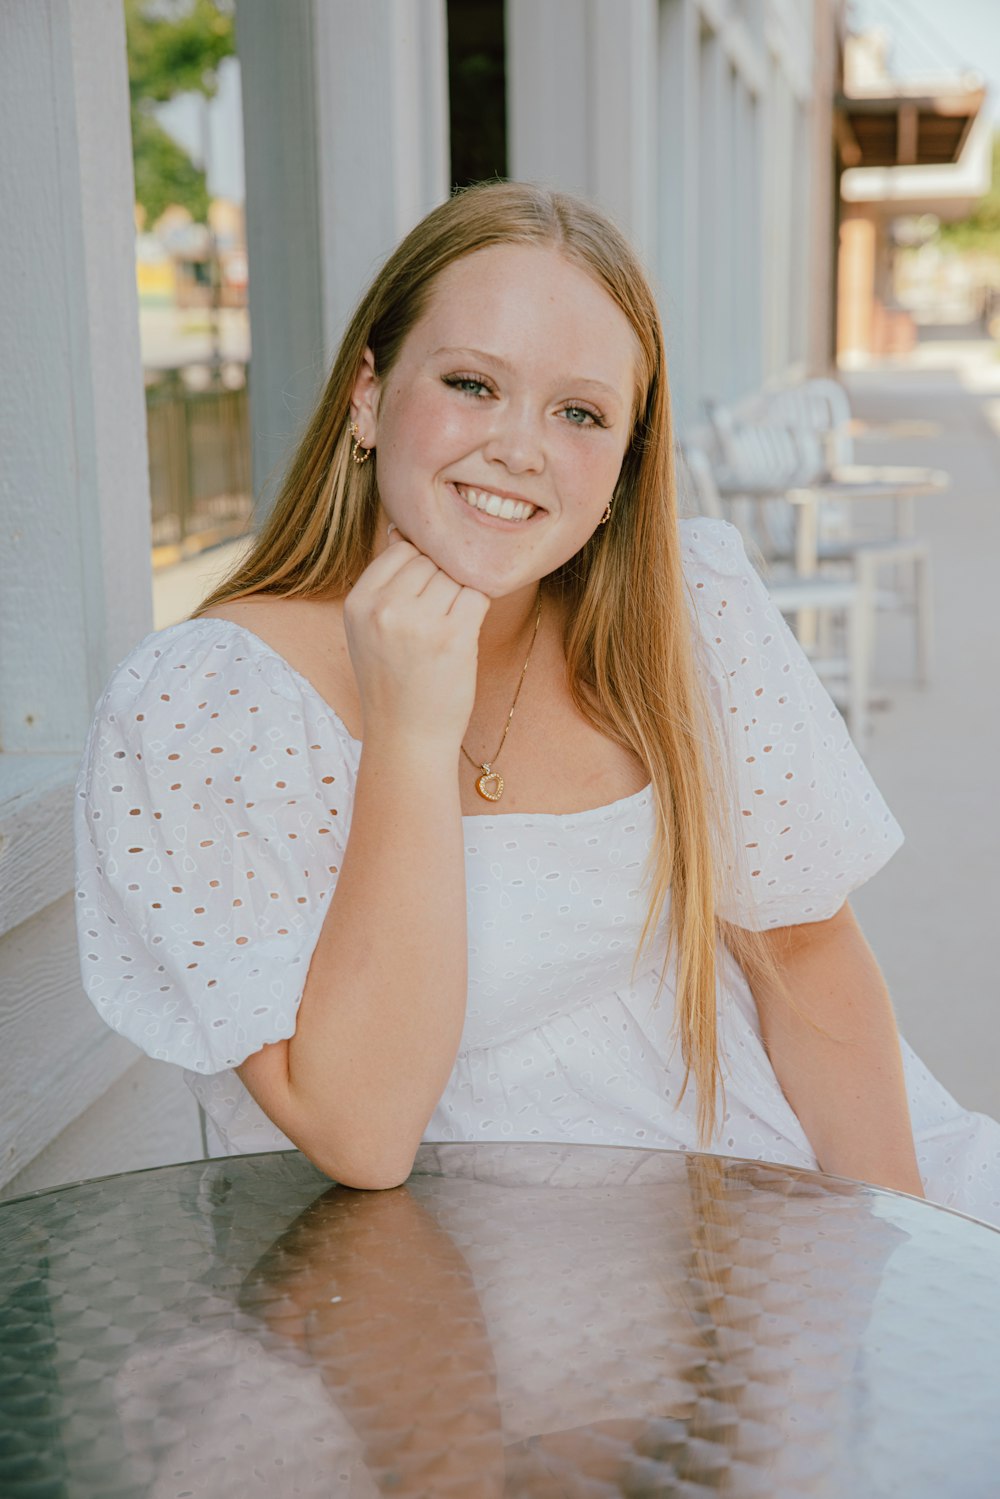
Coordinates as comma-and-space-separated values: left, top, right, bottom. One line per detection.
0, 0, 988, 1193
836, 23, 991, 359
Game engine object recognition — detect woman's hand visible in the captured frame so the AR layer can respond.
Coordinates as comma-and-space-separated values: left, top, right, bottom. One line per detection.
344, 529, 490, 751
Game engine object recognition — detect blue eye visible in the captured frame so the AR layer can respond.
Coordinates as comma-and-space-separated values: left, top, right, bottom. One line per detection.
562, 405, 606, 429
443, 374, 607, 428
443, 375, 492, 397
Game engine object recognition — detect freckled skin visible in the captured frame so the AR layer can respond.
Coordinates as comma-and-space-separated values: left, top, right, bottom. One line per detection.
352, 243, 641, 606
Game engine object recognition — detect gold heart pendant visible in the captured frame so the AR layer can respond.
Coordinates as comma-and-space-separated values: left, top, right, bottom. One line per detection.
475, 769, 504, 802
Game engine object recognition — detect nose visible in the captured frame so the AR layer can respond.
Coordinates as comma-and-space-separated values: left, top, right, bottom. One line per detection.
481, 400, 545, 475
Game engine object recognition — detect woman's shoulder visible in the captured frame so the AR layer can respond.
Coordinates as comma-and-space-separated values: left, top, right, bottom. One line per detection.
676, 515, 774, 647
677, 515, 756, 579
87, 604, 363, 784
98, 599, 357, 729
198, 595, 361, 732
94, 613, 275, 721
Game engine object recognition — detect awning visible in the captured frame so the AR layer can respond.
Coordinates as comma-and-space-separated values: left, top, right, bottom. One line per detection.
835, 84, 986, 168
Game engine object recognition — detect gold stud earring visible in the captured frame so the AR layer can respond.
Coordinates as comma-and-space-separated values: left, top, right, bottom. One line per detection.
599, 500, 613, 526
350, 420, 372, 466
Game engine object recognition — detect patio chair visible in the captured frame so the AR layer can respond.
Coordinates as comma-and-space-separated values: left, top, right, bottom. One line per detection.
679, 444, 871, 745
764, 376, 945, 544
704, 404, 937, 686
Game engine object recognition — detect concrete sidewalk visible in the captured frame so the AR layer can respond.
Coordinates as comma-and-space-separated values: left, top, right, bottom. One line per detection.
153, 333, 1000, 1120
842, 333, 1000, 1119
153, 535, 250, 631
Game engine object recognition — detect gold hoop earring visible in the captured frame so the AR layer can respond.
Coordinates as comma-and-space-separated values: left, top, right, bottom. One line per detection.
350, 420, 372, 466
599, 500, 613, 526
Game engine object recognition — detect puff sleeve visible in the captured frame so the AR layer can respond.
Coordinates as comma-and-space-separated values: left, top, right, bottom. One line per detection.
679, 516, 904, 930
73, 619, 360, 1074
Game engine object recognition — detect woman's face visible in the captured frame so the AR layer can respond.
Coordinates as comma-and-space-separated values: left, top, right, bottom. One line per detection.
352, 243, 642, 598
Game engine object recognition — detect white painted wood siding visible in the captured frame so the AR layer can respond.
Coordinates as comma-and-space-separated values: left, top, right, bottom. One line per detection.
0, 0, 161, 1193
237, 0, 449, 513
1, 1058, 204, 1202
508, 0, 832, 431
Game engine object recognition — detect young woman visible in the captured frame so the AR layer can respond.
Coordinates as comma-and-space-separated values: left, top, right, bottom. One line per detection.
74, 181, 1000, 1226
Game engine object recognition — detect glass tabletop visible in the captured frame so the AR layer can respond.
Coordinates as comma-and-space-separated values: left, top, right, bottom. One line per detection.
1, 1142, 998, 1498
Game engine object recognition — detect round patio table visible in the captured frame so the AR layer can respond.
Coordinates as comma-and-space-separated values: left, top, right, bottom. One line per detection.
1, 1143, 998, 1497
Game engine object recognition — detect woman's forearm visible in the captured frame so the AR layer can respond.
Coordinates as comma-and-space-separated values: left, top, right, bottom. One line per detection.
743, 905, 925, 1198
241, 735, 468, 1187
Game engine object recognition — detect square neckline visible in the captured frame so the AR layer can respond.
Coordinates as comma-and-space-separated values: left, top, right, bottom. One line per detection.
181, 614, 654, 825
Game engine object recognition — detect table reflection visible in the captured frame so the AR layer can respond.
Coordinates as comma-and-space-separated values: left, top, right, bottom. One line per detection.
1, 1144, 998, 1498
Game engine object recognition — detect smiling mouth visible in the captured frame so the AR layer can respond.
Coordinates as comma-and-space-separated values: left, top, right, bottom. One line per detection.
452, 483, 540, 523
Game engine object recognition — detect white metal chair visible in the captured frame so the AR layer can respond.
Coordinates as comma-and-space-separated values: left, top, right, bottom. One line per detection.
764, 377, 946, 545
680, 444, 872, 746
704, 401, 937, 686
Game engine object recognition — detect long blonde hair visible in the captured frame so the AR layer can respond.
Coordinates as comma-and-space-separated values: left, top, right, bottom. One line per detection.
195, 180, 794, 1148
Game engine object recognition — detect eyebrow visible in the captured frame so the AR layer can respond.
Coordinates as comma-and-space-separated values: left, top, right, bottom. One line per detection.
430, 346, 626, 405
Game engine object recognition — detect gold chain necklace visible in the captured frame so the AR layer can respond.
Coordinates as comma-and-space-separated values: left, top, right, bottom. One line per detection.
460, 592, 542, 802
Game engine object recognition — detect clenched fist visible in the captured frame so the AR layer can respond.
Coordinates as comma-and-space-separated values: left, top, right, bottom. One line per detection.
343, 529, 491, 752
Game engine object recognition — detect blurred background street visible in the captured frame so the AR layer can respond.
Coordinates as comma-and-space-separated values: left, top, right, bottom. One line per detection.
843, 334, 1000, 1118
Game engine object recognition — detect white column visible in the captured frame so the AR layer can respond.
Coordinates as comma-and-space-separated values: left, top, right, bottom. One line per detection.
807, 0, 838, 374
696, 24, 724, 412
762, 58, 794, 380
732, 76, 764, 402
236, 0, 325, 519
790, 95, 813, 370
658, 0, 703, 434
0, 0, 160, 1189
762, 0, 816, 382
312, 0, 450, 352
506, 0, 658, 271
0, 0, 151, 751
715, 38, 736, 403
236, 0, 449, 515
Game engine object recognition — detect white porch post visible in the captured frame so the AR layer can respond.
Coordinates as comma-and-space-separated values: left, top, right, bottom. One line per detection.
233, 0, 325, 521
0, 0, 152, 745
236, 0, 449, 517
505, 0, 658, 270
0, 0, 164, 1190
658, 0, 703, 435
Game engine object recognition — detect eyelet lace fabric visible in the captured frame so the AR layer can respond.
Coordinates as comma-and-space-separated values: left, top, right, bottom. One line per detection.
74, 517, 1000, 1227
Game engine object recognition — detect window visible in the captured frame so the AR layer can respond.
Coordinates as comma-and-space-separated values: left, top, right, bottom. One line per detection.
447, 0, 507, 188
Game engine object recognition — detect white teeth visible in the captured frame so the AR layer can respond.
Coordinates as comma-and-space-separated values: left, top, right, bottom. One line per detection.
457, 485, 537, 522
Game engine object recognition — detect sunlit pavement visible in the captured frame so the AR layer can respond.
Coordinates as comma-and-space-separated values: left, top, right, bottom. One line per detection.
842, 330, 1000, 1120
152, 535, 250, 631
151, 330, 1000, 1121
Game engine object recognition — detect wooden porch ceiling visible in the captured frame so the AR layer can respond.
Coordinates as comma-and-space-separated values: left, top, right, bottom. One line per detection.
834, 86, 985, 168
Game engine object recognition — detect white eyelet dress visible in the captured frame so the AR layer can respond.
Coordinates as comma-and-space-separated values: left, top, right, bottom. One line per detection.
73, 517, 1000, 1228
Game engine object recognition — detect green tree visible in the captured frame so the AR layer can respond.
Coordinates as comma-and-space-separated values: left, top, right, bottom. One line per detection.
937, 134, 1000, 257
125, 0, 235, 226
131, 110, 210, 225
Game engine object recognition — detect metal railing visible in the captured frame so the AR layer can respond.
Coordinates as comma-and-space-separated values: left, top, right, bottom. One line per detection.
146, 364, 254, 565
